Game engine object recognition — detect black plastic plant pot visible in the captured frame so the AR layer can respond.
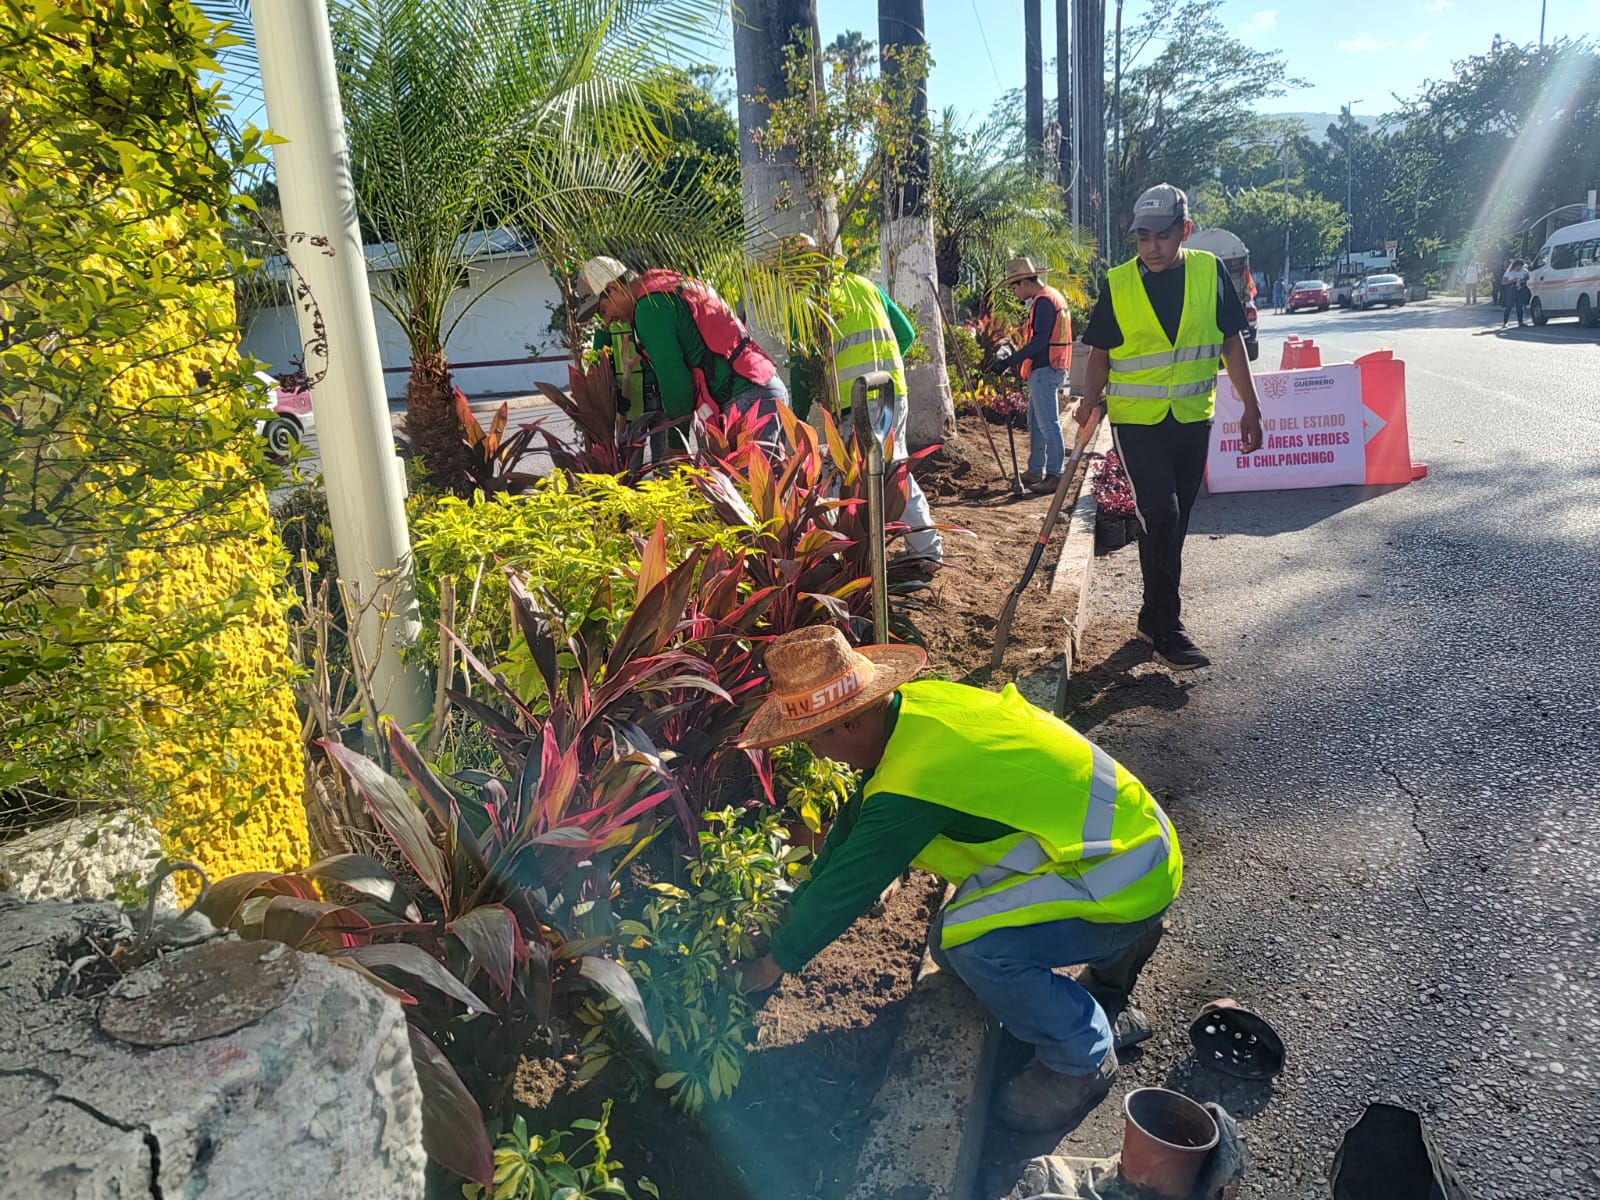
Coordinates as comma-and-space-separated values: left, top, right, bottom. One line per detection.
1188, 999, 1285, 1080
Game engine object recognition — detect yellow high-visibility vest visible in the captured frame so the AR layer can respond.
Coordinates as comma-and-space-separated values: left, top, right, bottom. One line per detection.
1105, 248, 1224, 424
829, 272, 907, 416
865, 680, 1182, 949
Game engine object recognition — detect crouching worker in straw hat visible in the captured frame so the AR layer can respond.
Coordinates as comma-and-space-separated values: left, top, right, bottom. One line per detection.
737, 626, 1181, 1133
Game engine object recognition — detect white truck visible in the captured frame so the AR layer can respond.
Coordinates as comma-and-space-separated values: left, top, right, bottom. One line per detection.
1186, 228, 1260, 361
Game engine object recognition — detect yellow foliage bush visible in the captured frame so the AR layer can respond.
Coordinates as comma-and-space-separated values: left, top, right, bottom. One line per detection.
1, 0, 306, 896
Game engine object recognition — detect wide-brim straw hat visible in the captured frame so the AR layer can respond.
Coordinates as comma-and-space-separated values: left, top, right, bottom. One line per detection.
738, 626, 926, 750
1001, 256, 1044, 287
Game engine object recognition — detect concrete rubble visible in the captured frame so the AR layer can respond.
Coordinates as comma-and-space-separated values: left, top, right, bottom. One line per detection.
0, 893, 426, 1198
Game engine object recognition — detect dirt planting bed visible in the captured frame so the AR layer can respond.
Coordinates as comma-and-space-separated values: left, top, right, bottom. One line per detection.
903, 412, 1089, 703
519, 871, 945, 1200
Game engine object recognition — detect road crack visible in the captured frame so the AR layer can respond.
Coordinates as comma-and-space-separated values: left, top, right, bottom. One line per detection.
1381, 762, 1433, 852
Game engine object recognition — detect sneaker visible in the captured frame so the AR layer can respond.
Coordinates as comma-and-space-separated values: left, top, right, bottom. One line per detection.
1030, 474, 1062, 495
1021, 470, 1043, 487
995, 1049, 1119, 1133
1153, 629, 1211, 671
1135, 617, 1158, 645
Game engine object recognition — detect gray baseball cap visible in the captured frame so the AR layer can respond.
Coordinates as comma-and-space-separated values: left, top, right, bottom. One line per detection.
1129, 183, 1188, 232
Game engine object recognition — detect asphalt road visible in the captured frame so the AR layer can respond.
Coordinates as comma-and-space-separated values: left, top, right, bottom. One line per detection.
985, 299, 1600, 1198
272, 393, 573, 496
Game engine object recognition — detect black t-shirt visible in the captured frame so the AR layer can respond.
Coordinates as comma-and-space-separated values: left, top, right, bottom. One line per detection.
1080, 256, 1249, 350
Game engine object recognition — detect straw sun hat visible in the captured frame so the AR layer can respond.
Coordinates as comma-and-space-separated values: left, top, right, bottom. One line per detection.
737, 626, 926, 751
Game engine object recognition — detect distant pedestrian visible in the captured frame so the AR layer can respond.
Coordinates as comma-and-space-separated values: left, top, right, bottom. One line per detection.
1272, 278, 1287, 314
1462, 261, 1480, 306
1000, 257, 1074, 494
1501, 259, 1530, 327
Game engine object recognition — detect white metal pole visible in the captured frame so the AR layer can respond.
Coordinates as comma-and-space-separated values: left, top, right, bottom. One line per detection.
251, 0, 428, 728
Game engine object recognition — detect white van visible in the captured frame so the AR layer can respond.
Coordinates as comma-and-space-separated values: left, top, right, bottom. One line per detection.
1527, 218, 1600, 327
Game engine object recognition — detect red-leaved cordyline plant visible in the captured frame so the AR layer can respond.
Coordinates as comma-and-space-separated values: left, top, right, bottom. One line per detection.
456, 387, 544, 496
199, 528, 726, 1186
533, 360, 665, 480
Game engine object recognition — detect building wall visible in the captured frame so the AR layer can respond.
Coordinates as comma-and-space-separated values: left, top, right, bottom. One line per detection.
242, 252, 572, 398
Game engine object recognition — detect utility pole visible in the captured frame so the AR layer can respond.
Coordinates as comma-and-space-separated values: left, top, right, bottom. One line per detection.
1281, 142, 1291, 285
1111, 0, 1124, 225
1074, 0, 1105, 250
1540, 0, 1547, 48
1024, 0, 1044, 170
251, 0, 427, 727
1056, 0, 1073, 220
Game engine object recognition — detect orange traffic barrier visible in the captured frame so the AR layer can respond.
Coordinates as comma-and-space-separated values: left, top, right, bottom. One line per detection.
1279, 336, 1302, 370
1297, 339, 1322, 368
1355, 349, 1428, 483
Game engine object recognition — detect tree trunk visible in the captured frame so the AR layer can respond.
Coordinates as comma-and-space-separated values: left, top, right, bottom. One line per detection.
1024, 0, 1044, 171
401, 348, 468, 494
1075, 0, 1106, 249
1056, 0, 1073, 219
880, 0, 955, 448
732, 0, 825, 366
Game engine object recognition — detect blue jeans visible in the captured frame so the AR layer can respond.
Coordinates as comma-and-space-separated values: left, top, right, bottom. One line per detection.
1025, 367, 1066, 477
929, 907, 1168, 1075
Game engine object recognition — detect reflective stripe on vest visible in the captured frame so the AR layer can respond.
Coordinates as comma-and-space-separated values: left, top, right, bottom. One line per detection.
830, 272, 907, 416
1105, 248, 1224, 425
864, 680, 1182, 949
1018, 283, 1073, 381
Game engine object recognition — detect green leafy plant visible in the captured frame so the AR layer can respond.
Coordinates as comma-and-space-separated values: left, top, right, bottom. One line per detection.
769, 742, 858, 833
462, 1101, 657, 1200
408, 466, 738, 678
200, 534, 732, 1184
578, 808, 808, 1113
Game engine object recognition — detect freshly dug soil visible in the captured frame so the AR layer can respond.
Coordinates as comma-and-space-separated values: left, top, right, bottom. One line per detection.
518, 871, 946, 1200
903, 411, 1091, 700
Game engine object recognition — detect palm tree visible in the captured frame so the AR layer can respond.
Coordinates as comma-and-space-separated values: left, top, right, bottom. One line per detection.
931, 111, 1094, 319
829, 29, 876, 86
329, 0, 720, 490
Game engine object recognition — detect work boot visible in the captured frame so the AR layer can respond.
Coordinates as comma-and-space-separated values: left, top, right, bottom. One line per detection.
1152, 628, 1210, 671
996, 1049, 1119, 1133
1111, 1004, 1154, 1052
1021, 470, 1043, 487
1030, 473, 1062, 495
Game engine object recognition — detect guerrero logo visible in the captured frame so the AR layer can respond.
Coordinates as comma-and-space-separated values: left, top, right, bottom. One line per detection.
1260, 375, 1289, 401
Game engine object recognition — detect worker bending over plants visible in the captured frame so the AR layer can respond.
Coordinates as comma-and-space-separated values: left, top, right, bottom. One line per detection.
737, 625, 1181, 1132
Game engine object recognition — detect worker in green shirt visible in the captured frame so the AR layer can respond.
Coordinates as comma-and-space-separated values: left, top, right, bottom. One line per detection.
737, 625, 1181, 1133
577, 256, 789, 435
785, 240, 942, 565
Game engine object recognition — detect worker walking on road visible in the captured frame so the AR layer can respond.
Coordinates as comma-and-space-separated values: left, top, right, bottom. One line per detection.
1078, 184, 1265, 671
785, 241, 943, 567
738, 626, 1181, 1133
577, 256, 791, 436
1000, 257, 1074, 494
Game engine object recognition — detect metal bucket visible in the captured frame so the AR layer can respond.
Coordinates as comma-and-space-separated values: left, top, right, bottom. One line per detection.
1120, 1087, 1220, 1199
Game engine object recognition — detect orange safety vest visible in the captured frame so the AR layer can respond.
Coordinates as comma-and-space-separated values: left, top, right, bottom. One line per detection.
1019, 284, 1073, 380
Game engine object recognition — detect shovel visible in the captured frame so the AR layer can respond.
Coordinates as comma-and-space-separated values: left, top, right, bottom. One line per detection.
990, 407, 1103, 670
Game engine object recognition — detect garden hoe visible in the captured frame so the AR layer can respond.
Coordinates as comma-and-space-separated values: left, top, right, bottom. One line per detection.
990, 407, 1103, 670
923, 272, 1022, 497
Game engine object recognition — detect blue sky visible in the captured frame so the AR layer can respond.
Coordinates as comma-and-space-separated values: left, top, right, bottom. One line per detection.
223, 1, 1594, 140
699, 0, 1594, 126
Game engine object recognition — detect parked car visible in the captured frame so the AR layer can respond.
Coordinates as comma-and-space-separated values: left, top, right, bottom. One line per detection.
1286, 280, 1331, 312
1329, 274, 1361, 308
1526, 217, 1600, 327
1352, 273, 1407, 309
254, 370, 312, 460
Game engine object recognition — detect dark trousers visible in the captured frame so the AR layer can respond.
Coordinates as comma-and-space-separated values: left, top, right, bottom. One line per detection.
1111, 414, 1212, 637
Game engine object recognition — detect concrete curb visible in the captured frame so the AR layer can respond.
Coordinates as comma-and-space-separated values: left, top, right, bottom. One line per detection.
1049, 421, 1112, 713
846, 889, 1000, 1200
